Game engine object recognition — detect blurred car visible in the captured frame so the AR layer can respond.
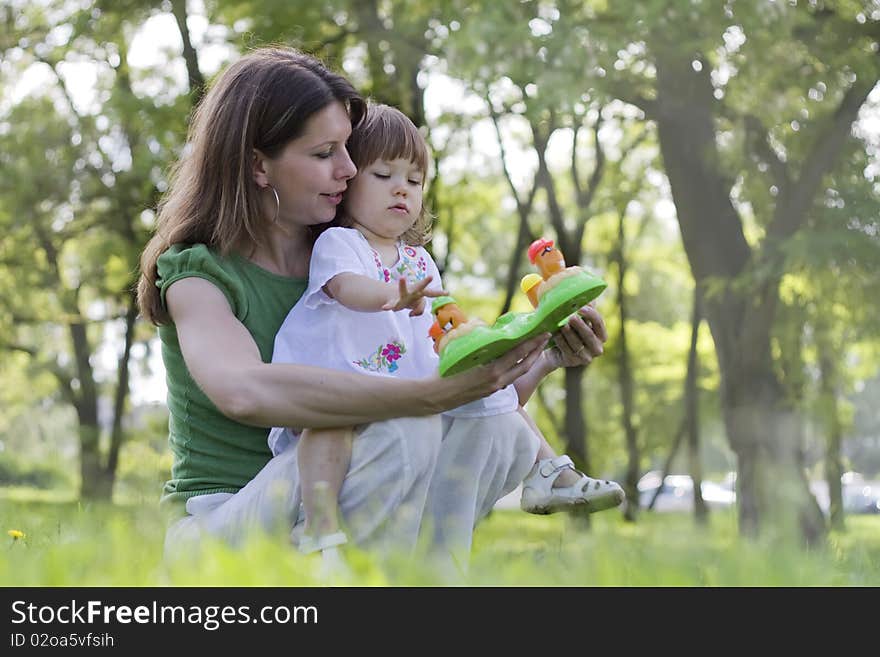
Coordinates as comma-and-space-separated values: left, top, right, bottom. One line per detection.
843, 483, 880, 514
639, 470, 880, 515
637, 471, 736, 512
810, 472, 880, 515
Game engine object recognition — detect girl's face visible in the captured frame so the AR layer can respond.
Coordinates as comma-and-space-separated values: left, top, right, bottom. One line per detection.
254, 101, 357, 228
344, 157, 424, 244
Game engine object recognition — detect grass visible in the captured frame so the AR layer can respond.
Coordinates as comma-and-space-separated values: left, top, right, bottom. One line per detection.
2, 494, 878, 586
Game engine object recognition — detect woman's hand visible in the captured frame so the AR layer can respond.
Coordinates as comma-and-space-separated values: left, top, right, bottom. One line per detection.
546, 304, 607, 369
430, 333, 551, 410
511, 304, 607, 406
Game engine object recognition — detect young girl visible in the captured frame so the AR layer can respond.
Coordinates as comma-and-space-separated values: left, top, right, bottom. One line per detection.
268, 104, 623, 558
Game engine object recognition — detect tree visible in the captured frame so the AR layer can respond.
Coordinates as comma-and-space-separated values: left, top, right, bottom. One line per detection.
776, 146, 880, 530
0, 0, 196, 499
574, 0, 880, 542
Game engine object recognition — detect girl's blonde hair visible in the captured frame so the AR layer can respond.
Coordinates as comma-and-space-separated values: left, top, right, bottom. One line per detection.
336, 103, 433, 246
136, 47, 365, 325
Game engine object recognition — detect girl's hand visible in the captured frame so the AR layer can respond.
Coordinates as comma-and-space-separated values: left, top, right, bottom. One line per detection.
382, 276, 447, 316
547, 304, 607, 369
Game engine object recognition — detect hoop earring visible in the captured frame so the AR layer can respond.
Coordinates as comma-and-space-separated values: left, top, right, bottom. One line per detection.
266, 184, 280, 224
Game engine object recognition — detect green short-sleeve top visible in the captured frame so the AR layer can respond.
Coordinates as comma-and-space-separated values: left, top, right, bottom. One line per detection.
155, 244, 307, 514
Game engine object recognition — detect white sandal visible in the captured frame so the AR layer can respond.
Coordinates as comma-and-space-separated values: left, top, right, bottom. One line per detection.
298, 531, 350, 579
520, 455, 624, 515
298, 531, 348, 555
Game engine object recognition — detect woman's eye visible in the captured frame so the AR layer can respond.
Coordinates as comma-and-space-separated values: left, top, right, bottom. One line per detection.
315, 150, 333, 159
373, 173, 390, 179
409, 179, 422, 185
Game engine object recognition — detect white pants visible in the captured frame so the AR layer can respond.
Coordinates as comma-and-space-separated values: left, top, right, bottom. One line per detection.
424, 412, 539, 560
164, 413, 539, 561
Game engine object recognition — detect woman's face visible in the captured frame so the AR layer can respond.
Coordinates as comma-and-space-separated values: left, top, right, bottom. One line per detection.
255, 101, 357, 228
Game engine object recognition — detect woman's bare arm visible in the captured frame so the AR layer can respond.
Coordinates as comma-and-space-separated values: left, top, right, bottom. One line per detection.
166, 277, 548, 429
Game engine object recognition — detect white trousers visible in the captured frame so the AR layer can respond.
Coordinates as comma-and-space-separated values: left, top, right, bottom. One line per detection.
424, 413, 539, 559
164, 412, 539, 561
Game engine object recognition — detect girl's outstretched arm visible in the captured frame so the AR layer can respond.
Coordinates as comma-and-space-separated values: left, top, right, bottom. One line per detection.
326, 273, 445, 316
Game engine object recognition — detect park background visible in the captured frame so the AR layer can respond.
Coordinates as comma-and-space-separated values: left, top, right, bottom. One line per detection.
1, 0, 879, 585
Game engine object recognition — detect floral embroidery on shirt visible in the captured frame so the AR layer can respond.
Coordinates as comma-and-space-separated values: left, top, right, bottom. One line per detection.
394, 244, 428, 282
369, 249, 391, 282
371, 243, 426, 284
353, 340, 407, 373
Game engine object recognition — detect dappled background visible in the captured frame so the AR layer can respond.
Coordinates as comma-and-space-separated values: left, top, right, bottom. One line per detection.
1, 0, 879, 551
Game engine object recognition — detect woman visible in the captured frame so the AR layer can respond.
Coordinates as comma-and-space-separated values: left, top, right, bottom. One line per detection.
136, 47, 607, 560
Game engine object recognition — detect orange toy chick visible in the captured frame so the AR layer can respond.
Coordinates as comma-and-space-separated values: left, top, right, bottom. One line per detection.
428, 320, 445, 354
429, 295, 486, 355
527, 237, 586, 302
432, 296, 468, 331
527, 237, 566, 280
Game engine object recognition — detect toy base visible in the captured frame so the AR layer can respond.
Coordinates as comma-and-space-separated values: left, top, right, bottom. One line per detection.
438, 269, 607, 377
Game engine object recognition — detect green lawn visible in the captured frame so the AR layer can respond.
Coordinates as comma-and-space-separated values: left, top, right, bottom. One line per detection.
2, 496, 878, 586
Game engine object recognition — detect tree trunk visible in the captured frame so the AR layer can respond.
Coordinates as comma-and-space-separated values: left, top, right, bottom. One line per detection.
563, 366, 589, 472
647, 286, 705, 521
77, 417, 106, 500
490, 104, 539, 316
499, 204, 536, 316
69, 320, 110, 500
614, 211, 640, 522
817, 330, 845, 531
653, 50, 826, 544
564, 365, 592, 528
686, 286, 707, 525
170, 0, 205, 103
102, 296, 139, 501
355, 1, 392, 107
649, 419, 684, 510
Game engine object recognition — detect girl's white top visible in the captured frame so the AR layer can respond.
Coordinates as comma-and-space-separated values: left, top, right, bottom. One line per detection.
268, 227, 517, 455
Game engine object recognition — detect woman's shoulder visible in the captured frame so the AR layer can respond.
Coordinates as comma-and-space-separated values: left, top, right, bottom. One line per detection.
156, 243, 228, 277
155, 243, 250, 317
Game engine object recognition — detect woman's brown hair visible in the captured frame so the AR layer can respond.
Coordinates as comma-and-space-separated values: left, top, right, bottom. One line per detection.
137, 47, 365, 325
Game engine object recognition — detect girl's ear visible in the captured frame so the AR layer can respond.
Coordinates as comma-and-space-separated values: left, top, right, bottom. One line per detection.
252, 148, 270, 188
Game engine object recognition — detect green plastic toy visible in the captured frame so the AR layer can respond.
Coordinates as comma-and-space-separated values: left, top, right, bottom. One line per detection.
433, 238, 607, 377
